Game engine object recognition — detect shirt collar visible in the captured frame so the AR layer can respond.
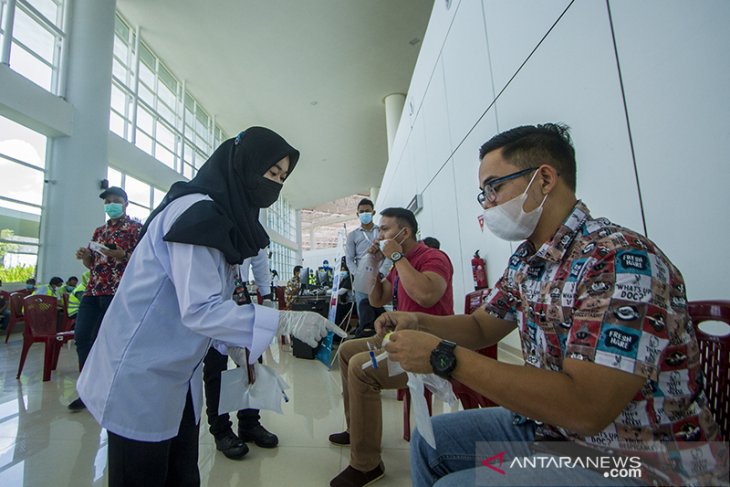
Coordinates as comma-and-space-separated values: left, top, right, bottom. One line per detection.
107, 215, 130, 227
523, 200, 591, 264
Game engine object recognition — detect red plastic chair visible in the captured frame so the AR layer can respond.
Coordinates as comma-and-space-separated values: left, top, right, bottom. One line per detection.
5, 292, 26, 343
16, 295, 66, 382
687, 300, 730, 439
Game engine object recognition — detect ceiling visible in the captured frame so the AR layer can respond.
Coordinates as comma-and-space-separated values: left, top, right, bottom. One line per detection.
117, 0, 433, 209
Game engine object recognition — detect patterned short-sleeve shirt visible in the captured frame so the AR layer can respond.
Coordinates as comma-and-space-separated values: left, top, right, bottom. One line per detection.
85, 215, 142, 296
485, 201, 726, 486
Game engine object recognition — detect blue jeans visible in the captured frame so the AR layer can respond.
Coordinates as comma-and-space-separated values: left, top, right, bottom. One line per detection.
410, 407, 642, 487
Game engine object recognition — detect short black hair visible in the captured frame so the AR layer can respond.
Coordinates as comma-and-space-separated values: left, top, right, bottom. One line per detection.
357, 198, 374, 209
380, 207, 418, 237
479, 123, 576, 191
422, 237, 440, 249
26, 278, 36, 285
49, 276, 63, 286
67, 276, 78, 283
293, 265, 302, 274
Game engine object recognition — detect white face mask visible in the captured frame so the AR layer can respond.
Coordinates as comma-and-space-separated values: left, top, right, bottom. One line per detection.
482, 172, 547, 241
378, 227, 405, 253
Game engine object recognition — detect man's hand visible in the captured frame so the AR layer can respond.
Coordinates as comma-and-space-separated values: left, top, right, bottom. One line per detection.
277, 311, 347, 347
375, 311, 419, 337
76, 247, 91, 260
384, 330, 440, 374
366, 242, 381, 256
99, 247, 126, 259
379, 238, 402, 260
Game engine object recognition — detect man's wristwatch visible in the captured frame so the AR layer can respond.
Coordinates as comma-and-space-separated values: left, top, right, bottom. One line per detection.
390, 251, 402, 263
430, 340, 457, 379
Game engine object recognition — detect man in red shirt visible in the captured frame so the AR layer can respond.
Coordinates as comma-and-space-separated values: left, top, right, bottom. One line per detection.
68, 187, 142, 411
329, 207, 454, 487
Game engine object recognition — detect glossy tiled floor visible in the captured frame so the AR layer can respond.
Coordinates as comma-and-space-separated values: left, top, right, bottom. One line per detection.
0, 331, 430, 486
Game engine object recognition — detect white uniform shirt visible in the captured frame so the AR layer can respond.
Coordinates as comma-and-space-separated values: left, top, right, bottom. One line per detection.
77, 194, 279, 442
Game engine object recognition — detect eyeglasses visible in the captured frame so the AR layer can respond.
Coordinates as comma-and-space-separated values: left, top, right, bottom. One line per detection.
477, 167, 537, 206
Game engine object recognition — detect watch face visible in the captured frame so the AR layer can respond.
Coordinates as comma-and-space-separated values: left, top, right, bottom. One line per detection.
390, 251, 402, 261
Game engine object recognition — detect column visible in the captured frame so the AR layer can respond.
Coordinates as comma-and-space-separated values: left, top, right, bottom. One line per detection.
383, 93, 405, 155
38, 0, 117, 280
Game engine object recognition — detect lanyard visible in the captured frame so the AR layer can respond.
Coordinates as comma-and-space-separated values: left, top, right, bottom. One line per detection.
393, 275, 399, 311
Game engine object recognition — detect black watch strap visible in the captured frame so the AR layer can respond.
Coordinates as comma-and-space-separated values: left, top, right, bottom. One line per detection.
430, 340, 457, 379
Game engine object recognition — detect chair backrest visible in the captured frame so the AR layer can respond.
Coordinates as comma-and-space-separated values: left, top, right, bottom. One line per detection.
22, 294, 58, 338
276, 286, 287, 310
10, 292, 25, 318
687, 300, 730, 439
464, 288, 492, 315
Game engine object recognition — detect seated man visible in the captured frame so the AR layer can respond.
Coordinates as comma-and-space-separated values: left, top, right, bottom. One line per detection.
285, 265, 303, 308
381, 124, 726, 487
67, 272, 90, 318
330, 207, 454, 487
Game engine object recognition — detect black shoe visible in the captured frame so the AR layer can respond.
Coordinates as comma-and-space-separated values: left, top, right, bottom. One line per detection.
68, 398, 86, 412
214, 430, 249, 459
328, 431, 350, 446
239, 423, 279, 448
330, 463, 384, 487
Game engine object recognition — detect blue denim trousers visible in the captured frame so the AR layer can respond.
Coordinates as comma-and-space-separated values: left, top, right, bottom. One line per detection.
410, 407, 642, 487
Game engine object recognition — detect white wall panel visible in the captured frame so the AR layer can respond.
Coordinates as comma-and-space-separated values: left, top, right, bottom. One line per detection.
482, 0, 572, 96
405, 0, 461, 127
491, 0, 644, 233
421, 58, 453, 189
420, 158, 465, 312
442, 0, 494, 145
609, 0, 730, 300
450, 112, 513, 297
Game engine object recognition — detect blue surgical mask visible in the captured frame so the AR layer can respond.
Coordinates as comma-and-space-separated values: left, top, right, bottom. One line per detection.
66, 285, 74, 292
340, 271, 348, 279
104, 203, 124, 219
359, 213, 373, 225
25, 284, 34, 290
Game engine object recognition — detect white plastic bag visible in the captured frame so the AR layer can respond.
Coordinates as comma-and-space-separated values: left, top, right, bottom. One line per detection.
218, 363, 290, 415
352, 253, 383, 294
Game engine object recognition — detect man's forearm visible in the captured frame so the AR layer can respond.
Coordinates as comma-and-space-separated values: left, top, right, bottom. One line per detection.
414, 310, 516, 350
369, 279, 388, 307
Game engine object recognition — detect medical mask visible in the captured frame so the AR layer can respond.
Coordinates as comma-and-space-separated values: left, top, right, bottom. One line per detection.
25, 284, 34, 290
378, 228, 406, 253
249, 177, 283, 208
66, 285, 75, 292
482, 172, 547, 241
104, 203, 124, 219
340, 271, 348, 279
359, 213, 373, 225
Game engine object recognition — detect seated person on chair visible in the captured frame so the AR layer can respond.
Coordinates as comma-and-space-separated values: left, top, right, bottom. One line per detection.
329, 207, 454, 487
284, 265, 303, 308
381, 123, 726, 487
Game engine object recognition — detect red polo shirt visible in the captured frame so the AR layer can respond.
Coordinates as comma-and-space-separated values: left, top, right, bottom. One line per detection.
386, 241, 454, 316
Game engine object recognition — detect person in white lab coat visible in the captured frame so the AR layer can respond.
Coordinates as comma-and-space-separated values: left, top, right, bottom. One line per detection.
77, 127, 343, 487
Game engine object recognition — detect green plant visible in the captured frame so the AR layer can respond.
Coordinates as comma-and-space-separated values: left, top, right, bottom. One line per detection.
0, 264, 35, 283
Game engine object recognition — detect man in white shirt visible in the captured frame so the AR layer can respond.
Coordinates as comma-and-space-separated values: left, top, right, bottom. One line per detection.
345, 198, 383, 337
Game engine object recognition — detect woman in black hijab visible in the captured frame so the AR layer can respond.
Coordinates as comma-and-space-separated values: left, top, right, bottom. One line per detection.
77, 127, 344, 487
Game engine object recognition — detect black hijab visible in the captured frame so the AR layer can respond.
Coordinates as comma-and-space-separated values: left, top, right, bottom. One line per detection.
140, 126, 300, 265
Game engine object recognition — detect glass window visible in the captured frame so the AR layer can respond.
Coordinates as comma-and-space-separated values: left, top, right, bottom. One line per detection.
107, 167, 123, 187
153, 188, 165, 207
123, 174, 150, 207
0, 116, 47, 279
125, 202, 149, 223
136, 106, 154, 134
13, 7, 55, 62
28, 0, 62, 29
135, 131, 153, 155
9, 42, 53, 91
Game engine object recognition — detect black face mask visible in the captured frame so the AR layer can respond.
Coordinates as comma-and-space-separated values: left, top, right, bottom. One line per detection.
248, 177, 283, 208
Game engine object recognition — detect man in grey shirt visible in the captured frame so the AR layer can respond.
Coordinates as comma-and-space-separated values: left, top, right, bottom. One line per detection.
345, 198, 383, 336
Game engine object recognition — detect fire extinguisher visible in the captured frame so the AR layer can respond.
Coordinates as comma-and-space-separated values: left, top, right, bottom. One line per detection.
471, 250, 488, 290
